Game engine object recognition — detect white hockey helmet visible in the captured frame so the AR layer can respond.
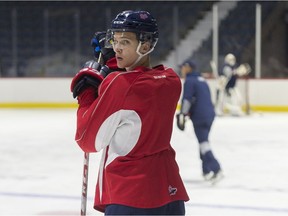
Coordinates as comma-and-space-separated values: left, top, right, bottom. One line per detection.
224, 53, 236, 66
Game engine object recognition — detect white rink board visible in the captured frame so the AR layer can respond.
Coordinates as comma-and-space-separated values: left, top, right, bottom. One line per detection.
0, 78, 288, 108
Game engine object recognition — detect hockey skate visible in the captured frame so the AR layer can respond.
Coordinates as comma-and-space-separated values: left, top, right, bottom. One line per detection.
203, 170, 224, 185
201, 151, 224, 184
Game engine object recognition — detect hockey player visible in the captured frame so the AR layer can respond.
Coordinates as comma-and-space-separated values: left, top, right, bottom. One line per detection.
70, 10, 189, 215
215, 53, 251, 116
176, 60, 223, 183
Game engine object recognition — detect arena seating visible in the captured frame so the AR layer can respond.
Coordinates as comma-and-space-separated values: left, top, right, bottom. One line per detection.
190, 1, 278, 73
0, 1, 279, 77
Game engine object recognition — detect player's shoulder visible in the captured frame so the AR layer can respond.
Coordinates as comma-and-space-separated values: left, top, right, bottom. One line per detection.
103, 70, 142, 90
156, 65, 177, 74
153, 65, 181, 81
98, 71, 125, 94
102, 71, 121, 83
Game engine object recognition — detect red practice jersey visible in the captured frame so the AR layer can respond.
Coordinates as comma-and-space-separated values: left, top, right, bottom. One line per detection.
75, 65, 189, 212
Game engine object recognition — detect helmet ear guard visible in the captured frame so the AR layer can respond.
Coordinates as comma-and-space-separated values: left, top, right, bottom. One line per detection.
138, 32, 158, 49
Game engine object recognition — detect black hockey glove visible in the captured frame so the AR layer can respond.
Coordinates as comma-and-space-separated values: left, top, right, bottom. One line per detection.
91, 31, 115, 65
176, 113, 186, 131
70, 60, 104, 98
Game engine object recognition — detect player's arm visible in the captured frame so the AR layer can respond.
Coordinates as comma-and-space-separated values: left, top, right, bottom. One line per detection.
70, 60, 103, 99
236, 63, 251, 76
70, 32, 120, 106
71, 32, 125, 152
75, 73, 127, 153
176, 99, 191, 131
176, 80, 194, 131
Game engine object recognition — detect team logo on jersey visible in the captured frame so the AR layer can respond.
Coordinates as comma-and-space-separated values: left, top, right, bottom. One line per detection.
168, 185, 177, 196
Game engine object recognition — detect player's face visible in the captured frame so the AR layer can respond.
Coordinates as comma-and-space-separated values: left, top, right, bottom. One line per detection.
112, 32, 142, 69
181, 65, 191, 78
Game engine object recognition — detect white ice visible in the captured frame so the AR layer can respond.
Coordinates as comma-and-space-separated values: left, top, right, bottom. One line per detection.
0, 109, 287, 216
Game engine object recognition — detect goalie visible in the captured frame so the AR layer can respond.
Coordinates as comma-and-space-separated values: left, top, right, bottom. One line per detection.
214, 53, 251, 116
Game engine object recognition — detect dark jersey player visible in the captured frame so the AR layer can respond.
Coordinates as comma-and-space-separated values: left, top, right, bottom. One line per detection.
176, 60, 223, 183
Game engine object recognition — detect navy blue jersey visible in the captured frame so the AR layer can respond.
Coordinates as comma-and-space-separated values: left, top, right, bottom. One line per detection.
181, 72, 215, 122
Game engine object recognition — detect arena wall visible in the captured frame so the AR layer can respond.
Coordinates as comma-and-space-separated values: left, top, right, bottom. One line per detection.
0, 78, 287, 112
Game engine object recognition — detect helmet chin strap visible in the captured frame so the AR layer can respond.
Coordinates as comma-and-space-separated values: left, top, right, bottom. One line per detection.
127, 42, 155, 70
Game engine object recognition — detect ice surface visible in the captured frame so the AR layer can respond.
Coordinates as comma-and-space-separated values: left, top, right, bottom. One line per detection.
0, 109, 287, 215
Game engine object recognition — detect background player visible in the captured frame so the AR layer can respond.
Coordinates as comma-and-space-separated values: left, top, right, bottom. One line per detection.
71, 10, 189, 215
214, 53, 251, 116
176, 60, 223, 183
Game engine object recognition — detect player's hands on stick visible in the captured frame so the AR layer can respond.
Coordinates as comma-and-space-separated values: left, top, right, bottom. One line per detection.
91, 31, 120, 77
176, 113, 186, 131
91, 31, 115, 65
71, 31, 119, 99
70, 60, 103, 98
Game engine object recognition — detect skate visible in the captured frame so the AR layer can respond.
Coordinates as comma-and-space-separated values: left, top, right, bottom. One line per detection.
201, 151, 223, 184
203, 170, 224, 185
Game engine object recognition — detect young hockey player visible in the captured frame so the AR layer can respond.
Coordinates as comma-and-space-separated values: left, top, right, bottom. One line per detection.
70, 10, 189, 215
176, 60, 223, 183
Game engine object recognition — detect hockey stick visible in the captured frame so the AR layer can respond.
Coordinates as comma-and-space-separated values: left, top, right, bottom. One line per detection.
80, 53, 102, 216
81, 152, 89, 216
